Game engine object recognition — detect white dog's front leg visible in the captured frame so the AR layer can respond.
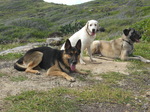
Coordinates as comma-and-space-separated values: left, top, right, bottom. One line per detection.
80, 51, 86, 64
87, 46, 95, 62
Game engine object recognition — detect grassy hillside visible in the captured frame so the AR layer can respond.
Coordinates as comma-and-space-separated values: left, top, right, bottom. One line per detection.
0, 1, 150, 111
0, 0, 150, 43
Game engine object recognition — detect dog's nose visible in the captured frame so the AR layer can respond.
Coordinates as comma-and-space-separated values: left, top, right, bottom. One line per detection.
92, 29, 95, 33
72, 61, 77, 65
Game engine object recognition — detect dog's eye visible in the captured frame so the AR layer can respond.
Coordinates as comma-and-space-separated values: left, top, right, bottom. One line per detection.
76, 51, 80, 55
90, 24, 92, 26
95, 24, 97, 26
70, 53, 73, 55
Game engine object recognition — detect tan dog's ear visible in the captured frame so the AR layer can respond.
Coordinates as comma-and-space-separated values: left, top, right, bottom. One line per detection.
123, 29, 130, 36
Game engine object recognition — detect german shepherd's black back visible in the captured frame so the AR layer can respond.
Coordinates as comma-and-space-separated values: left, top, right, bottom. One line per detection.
14, 47, 64, 70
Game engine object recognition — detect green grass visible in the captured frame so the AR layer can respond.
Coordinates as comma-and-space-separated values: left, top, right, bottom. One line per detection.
1, 0, 150, 111
5, 84, 135, 112
133, 42, 150, 59
0, 73, 6, 77
0, 53, 23, 60
131, 18, 150, 42
0, 43, 25, 52
28, 38, 46, 43
0, 0, 150, 42
100, 72, 126, 85
10, 76, 28, 82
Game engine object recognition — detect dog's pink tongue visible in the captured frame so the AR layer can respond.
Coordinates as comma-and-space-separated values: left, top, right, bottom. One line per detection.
136, 39, 140, 42
70, 64, 76, 71
92, 32, 95, 36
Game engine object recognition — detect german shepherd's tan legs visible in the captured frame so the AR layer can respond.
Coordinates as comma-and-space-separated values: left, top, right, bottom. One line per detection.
24, 51, 43, 74
25, 61, 41, 74
47, 71, 75, 82
46, 61, 75, 82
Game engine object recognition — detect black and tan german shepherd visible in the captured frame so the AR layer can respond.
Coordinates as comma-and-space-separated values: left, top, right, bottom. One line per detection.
14, 39, 85, 82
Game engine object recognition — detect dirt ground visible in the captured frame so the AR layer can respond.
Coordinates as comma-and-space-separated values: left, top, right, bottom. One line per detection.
0, 57, 128, 99
0, 56, 149, 112
0, 57, 129, 111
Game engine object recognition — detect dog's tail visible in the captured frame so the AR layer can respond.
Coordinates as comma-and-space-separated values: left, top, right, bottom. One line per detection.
14, 57, 26, 71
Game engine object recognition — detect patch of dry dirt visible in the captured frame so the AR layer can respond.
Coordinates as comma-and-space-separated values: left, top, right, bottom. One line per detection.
77, 57, 128, 75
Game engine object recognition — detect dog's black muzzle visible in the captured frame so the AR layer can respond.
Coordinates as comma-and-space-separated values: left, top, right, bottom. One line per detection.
68, 56, 78, 71
69, 56, 78, 65
92, 29, 96, 33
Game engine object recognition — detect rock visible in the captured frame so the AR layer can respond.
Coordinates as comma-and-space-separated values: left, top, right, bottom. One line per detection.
0, 43, 45, 55
48, 32, 63, 38
146, 91, 150, 97
46, 37, 63, 46
126, 103, 131, 107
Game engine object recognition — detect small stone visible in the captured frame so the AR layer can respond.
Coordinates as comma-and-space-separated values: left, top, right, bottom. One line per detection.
146, 91, 150, 97
126, 103, 131, 107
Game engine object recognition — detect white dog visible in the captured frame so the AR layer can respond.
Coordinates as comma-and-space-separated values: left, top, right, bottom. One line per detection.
61, 20, 98, 64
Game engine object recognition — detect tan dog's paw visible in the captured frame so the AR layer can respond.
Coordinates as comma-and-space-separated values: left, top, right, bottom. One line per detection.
146, 60, 150, 63
91, 59, 96, 62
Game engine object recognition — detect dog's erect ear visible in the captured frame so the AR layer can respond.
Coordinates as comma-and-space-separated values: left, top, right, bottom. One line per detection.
65, 39, 72, 50
123, 29, 130, 36
75, 39, 81, 51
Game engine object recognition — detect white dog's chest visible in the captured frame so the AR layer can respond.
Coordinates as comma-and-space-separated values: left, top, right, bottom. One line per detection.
82, 37, 94, 48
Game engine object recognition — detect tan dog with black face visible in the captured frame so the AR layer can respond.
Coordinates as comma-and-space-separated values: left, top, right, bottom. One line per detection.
91, 28, 150, 63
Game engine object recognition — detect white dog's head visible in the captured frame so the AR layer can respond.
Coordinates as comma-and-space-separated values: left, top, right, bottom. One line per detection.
85, 20, 98, 36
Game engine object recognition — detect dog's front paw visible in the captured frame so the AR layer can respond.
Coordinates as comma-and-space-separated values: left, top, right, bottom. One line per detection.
80, 71, 88, 75
67, 76, 76, 82
35, 70, 41, 75
91, 59, 96, 62
146, 60, 150, 63
80, 60, 86, 65
36, 72, 41, 75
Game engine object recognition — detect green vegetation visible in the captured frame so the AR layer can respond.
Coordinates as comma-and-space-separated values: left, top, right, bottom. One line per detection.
10, 76, 28, 82
0, 0, 150, 111
101, 72, 126, 85
0, 43, 25, 52
0, 53, 23, 60
5, 85, 135, 112
0, 73, 6, 77
0, 0, 150, 43
133, 42, 150, 59
131, 18, 150, 42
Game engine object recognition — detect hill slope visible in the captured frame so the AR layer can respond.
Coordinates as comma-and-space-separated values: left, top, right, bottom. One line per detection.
0, 0, 150, 43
